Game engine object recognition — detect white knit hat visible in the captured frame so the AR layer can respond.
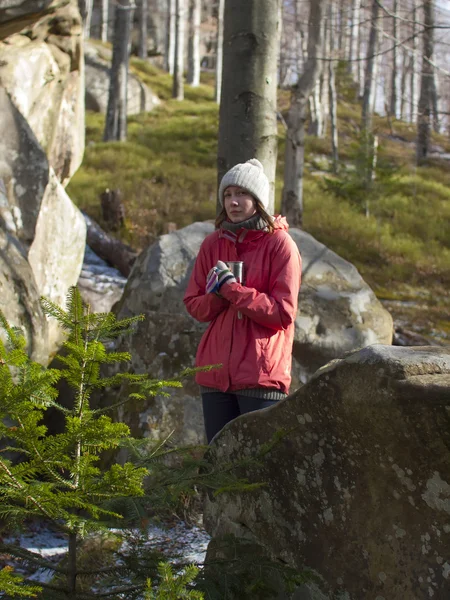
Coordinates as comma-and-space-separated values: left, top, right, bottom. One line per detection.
218, 158, 270, 210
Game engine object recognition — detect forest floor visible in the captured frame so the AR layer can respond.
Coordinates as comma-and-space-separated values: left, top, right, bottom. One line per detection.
66, 54, 450, 345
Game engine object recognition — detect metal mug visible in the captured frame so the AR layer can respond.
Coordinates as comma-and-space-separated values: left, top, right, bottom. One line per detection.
226, 261, 245, 284
226, 261, 244, 319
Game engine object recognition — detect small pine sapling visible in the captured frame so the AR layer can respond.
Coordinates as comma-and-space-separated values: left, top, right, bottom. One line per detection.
0, 287, 191, 598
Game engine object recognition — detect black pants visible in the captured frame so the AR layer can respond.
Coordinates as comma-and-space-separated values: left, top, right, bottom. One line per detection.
202, 392, 277, 443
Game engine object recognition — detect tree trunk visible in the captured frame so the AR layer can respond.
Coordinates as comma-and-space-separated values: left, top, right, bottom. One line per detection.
214, 0, 225, 103
217, 0, 281, 214
172, 0, 185, 99
389, 0, 398, 117
431, 71, 440, 133
84, 211, 137, 277
281, 0, 325, 227
103, 0, 134, 142
101, 0, 109, 42
78, 0, 93, 38
138, 0, 149, 58
187, 0, 201, 86
361, 0, 380, 132
399, 47, 408, 120
348, 0, 360, 79
410, 1, 418, 122
416, 0, 434, 163
164, 0, 176, 73
328, 3, 338, 173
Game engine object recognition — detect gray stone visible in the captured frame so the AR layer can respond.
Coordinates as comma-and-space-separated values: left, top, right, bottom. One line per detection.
203, 345, 450, 600
0, 1, 84, 184
0, 0, 86, 363
108, 222, 393, 445
77, 245, 127, 314
28, 168, 86, 355
0, 227, 48, 364
0, 88, 48, 244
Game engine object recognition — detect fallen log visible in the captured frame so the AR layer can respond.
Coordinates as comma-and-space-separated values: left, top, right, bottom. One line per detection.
82, 212, 137, 277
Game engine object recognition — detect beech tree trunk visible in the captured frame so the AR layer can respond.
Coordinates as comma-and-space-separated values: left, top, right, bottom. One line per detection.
328, 3, 338, 173
431, 72, 440, 133
410, 1, 418, 122
101, 0, 109, 42
389, 0, 398, 117
214, 0, 224, 103
187, 0, 201, 86
348, 0, 360, 79
217, 0, 281, 214
138, 0, 149, 58
361, 0, 380, 132
103, 1, 134, 142
78, 0, 93, 38
281, 0, 325, 227
172, 0, 185, 99
416, 0, 434, 163
164, 0, 176, 73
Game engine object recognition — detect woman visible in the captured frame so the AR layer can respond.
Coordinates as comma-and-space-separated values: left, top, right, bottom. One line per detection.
184, 159, 302, 443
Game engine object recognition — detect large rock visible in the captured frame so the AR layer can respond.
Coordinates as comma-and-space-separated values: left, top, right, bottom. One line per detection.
111, 222, 393, 445
0, 0, 86, 361
203, 345, 450, 600
84, 41, 160, 115
0, 88, 49, 244
0, 227, 48, 364
0, 1, 84, 184
0, 0, 54, 40
28, 168, 86, 355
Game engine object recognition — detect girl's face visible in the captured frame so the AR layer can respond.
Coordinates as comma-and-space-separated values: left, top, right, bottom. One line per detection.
224, 186, 257, 223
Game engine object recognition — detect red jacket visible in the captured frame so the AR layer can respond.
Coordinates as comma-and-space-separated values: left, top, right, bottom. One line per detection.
183, 217, 302, 394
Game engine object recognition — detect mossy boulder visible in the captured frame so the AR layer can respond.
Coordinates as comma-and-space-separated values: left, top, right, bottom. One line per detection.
203, 345, 450, 600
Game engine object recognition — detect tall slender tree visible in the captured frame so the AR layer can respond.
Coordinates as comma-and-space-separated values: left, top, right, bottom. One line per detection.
187, 0, 201, 86
164, 0, 176, 73
214, 0, 225, 103
172, 0, 185, 100
101, 0, 109, 42
138, 0, 149, 59
104, 0, 135, 142
416, 0, 435, 163
389, 0, 398, 117
361, 0, 380, 132
78, 0, 93, 38
217, 0, 281, 213
410, 0, 419, 123
281, 0, 326, 227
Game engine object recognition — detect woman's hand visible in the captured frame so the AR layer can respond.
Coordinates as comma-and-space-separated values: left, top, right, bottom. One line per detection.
205, 261, 236, 294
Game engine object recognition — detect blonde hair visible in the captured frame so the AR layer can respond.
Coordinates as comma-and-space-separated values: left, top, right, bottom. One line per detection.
215, 199, 275, 233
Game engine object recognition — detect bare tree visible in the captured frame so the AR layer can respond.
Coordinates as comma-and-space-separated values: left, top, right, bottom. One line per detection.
417, 0, 435, 163
138, 0, 149, 58
104, 0, 135, 141
164, 0, 176, 73
389, 0, 398, 117
410, 0, 419, 123
101, 0, 109, 42
217, 0, 281, 214
172, 0, 185, 100
361, 0, 380, 132
78, 0, 93, 38
281, 0, 326, 227
187, 0, 201, 86
348, 0, 361, 81
328, 2, 338, 173
215, 0, 225, 103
